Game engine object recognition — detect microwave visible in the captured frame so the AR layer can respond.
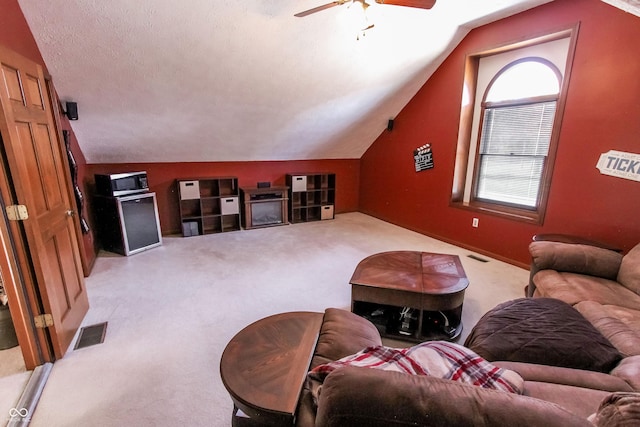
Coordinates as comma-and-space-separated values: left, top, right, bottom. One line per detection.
95, 171, 149, 197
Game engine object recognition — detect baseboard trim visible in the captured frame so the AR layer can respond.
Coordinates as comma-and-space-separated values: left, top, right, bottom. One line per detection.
7, 362, 53, 426
359, 212, 530, 270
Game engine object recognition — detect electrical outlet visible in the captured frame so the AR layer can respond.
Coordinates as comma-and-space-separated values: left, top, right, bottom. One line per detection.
472, 218, 479, 228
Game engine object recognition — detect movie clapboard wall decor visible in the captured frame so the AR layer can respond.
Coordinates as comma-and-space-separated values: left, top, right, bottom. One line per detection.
414, 144, 434, 172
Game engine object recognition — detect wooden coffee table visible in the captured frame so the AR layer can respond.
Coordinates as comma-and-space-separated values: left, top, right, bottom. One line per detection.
350, 251, 469, 342
220, 311, 323, 426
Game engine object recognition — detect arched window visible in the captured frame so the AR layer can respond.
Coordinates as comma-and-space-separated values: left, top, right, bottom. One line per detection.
451, 28, 577, 224
473, 58, 562, 208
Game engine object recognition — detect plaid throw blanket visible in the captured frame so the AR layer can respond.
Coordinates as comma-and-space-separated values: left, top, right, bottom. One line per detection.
308, 341, 524, 394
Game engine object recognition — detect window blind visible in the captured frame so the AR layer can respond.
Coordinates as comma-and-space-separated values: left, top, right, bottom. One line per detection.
476, 101, 556, 207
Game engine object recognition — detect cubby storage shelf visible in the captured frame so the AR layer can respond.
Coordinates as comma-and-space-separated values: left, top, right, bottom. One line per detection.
177, 177, 240, 237
286, 173, 335, 224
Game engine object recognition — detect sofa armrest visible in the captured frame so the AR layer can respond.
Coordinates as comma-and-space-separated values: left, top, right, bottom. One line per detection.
529, 241, 623, 279
315, 366, 591, 427
310, 308, 382, 369
611, 356, 640, 391
532, 234, 622, 252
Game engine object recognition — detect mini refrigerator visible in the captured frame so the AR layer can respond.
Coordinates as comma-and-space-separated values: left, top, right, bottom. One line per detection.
93, 192, 162, 256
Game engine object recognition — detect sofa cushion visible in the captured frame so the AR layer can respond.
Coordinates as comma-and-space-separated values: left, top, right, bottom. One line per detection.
522, 381, 612, 419
465, 298, 622, 373
315, 367, 593, 427
575, 301, 640, 357
533, 270, 640, 310
494, 361, 634, 393
618, 243, 640, 296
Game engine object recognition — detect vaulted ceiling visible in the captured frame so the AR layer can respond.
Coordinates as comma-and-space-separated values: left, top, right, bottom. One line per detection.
17, 1, 636, 163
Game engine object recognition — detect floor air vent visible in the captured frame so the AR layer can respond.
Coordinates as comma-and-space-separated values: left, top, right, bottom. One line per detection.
74, 322, 108, 350
467, 254, 489, 263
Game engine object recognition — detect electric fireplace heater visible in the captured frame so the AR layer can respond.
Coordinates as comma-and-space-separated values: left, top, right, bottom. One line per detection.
241, 186, 289, 230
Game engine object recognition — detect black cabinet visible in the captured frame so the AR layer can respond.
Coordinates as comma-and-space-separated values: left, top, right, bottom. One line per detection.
93, 192, 162, 256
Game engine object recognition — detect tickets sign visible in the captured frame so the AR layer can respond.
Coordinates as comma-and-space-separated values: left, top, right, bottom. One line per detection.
596, 150, 640, 182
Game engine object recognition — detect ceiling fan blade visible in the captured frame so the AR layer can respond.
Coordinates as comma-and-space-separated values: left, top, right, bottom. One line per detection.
294, 2, 343, 17
374, 0, 436, 9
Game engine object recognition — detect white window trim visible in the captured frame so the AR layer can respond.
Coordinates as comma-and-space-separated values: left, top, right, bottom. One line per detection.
462, 37, 571, 204
451, 24, 580, 224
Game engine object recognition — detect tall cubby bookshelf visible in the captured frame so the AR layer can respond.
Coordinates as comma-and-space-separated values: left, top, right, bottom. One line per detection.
177, 177, 240, 236
286, 173, 335, 223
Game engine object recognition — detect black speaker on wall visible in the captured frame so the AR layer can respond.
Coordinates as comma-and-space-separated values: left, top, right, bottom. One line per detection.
387, 118, 394, 132
65, 101, 78, 120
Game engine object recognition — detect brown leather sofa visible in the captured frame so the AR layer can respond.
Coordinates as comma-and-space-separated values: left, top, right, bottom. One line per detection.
527, 239, 640, 358
294, 308, 639, 427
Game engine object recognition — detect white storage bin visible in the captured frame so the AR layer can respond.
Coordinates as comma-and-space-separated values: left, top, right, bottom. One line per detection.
321, 204, 334, 220
291, 175, 307, 192
220, 197, 239, 215
179, 181, 200, 200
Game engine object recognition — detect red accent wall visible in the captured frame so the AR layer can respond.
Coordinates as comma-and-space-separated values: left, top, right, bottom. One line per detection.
86, 160, 360, 236
0, 0, 45, 66
1, 0, 97, 271
360, 0, 640, 267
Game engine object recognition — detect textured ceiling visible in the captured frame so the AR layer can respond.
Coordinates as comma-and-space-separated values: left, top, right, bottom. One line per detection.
602, 0, 640, 16
18, 0, 561, 163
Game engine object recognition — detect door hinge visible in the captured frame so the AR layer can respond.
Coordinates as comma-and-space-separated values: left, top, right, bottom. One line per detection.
6, 205, 29, 221
34, 314, 54, 328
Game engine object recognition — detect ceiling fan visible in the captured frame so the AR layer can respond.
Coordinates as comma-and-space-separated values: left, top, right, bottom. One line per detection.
294, 0, 436, 18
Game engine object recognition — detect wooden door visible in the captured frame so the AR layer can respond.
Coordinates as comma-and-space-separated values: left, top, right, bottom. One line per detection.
0, 45, 88, 359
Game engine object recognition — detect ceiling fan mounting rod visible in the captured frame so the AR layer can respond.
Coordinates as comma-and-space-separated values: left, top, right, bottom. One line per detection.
294, 0, 435, 18
375, 0, 436, 9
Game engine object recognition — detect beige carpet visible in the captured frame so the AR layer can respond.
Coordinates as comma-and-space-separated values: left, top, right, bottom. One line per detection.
24, 213, 527, 426
0, 308, 29, 421
0, 363, 30, 425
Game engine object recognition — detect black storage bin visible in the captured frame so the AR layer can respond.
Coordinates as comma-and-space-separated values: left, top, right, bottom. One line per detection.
0, 304, 18, 350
